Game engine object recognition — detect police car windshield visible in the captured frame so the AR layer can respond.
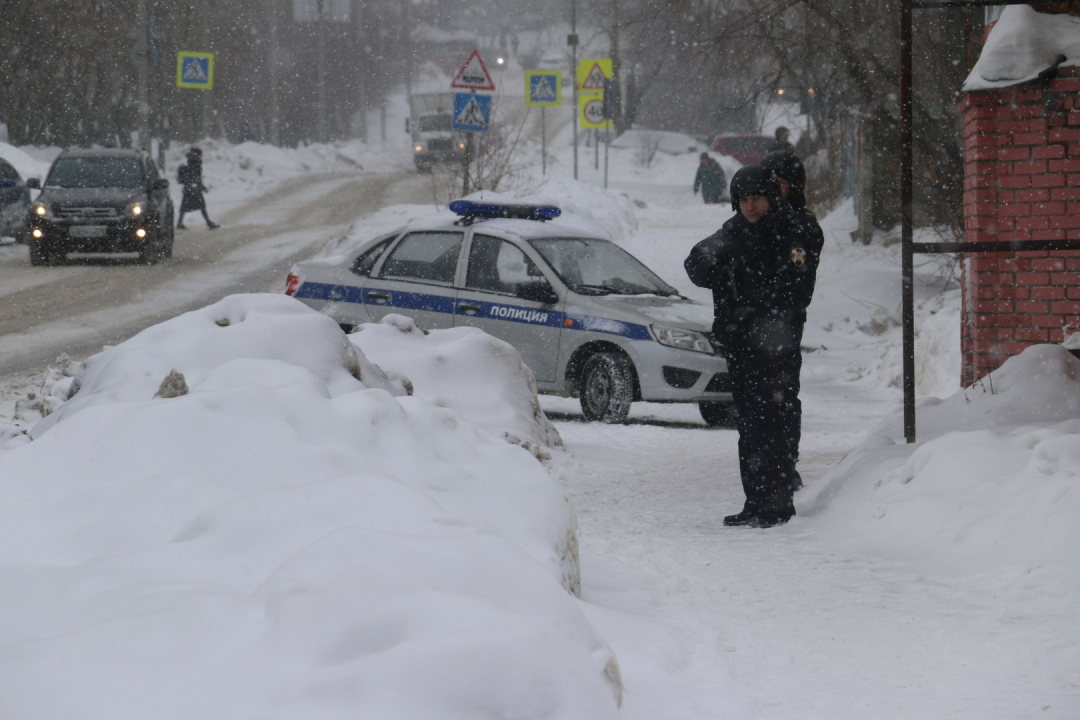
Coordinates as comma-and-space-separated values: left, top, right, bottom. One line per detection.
529, 237, 678, 297
47, 158, 144, 189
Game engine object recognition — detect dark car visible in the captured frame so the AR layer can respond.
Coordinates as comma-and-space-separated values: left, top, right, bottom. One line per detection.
0, 159, 31, 240
25, 148, 174, 266
710, 135, 775, 166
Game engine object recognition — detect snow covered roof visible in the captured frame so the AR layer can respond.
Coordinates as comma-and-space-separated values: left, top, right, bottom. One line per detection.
962, 5, 1080, 92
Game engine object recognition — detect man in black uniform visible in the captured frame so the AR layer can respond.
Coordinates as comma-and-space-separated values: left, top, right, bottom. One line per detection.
684, 165, 823, 528
759, 149, 822, 493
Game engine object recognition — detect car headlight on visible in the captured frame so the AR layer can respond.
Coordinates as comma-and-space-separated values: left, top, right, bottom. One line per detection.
414, 145, 423, 152
125, 201, 144, 217
32, 202, 50, 217
652, 325, 715, 354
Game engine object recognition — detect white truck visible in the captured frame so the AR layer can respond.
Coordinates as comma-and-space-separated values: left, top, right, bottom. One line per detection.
407, 92, 462, 173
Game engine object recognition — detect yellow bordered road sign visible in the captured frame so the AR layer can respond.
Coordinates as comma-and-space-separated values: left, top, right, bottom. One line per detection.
576, 58, 611, 92
525, 70, 561, 107
177, 51, 214, 89
579, 92, 610, 129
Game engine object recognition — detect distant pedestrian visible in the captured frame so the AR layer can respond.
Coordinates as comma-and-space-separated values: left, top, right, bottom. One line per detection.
684, 165, 824, 528
176, 147, 219, 230
693, 152, 727, 205
769, 126, 795, 155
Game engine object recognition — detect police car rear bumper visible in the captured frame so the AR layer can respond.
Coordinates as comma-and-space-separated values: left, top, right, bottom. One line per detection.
624, 340, 733, 403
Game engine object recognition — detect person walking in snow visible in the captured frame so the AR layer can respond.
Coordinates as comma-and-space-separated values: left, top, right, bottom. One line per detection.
176, 147, 219, 230
683, 164, 823, 528
769, 126, 796, 155
693, 152, 727, 205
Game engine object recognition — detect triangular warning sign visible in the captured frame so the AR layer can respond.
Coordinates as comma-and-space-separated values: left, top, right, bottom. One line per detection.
532, 77, 557, 101
183, 59, 207, 82
581, 62, 606, 90
451, 50, 496, 91
456, 97, 487, 129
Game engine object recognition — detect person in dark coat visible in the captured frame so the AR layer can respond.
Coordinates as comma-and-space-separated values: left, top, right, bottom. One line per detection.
176, 147, 219, 230
758, 149, 822, 492
684, 165, 824, 528
769, 126, 795, 155
693, 152, 727, 205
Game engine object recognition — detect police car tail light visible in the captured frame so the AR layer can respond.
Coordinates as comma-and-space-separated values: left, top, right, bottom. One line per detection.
285, 272, 303, 297
652, 325, 715, 354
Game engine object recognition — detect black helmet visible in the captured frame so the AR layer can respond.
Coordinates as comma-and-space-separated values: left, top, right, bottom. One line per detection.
760, 150, 807, 209
729, 165, 782, 214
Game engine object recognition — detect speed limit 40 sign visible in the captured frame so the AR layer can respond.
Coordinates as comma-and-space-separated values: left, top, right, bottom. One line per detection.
581, 97, 608, 128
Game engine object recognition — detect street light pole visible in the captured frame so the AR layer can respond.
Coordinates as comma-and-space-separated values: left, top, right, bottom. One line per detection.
571, 0, 578, 180
316, 0, 328, 143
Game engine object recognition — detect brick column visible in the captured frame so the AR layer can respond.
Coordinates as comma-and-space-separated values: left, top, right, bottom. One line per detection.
959, 67, 1080, 386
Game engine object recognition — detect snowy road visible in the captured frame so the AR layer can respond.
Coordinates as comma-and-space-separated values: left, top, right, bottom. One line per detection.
0, 171, 435, 377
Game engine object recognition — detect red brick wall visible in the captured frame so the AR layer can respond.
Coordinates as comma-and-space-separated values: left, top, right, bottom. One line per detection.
959, 66, 1080, 386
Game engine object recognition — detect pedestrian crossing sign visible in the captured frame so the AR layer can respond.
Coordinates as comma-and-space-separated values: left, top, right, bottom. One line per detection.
526, 71, 561, 107
453, 92, 492, 133
177, 52, 214, 89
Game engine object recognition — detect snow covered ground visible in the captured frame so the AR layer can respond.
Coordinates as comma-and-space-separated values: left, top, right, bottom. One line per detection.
1, 110, 1077, 718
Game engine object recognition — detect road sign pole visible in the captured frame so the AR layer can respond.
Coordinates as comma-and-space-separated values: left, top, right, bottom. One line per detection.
542, 107, 547, 175
604, 122, 609, 189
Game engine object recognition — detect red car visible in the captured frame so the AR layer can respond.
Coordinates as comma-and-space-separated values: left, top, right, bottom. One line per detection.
710, 135, 775, 166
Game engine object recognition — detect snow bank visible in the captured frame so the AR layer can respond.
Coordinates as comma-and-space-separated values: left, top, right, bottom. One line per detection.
963, 5, 1080, 91
349, 314, 562, 458
31, 294, 407, 438
611, 129, 706, 157
803, 345, 1080, 580
462, 184, 639, 243
1, 294, 621, 719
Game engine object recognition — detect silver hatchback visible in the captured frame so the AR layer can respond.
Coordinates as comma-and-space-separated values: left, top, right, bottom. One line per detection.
286, 202, 733, 425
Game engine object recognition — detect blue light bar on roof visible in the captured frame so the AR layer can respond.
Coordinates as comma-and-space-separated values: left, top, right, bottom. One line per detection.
449, 200, 562, 221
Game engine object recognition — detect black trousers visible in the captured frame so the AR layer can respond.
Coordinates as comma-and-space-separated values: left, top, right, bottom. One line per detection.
722, 316, 803, 520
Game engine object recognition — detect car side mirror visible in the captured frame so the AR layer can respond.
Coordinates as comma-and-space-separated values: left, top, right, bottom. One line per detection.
26, 178, 40, 189
516, 281, 558, 305
151, 178, 169, 190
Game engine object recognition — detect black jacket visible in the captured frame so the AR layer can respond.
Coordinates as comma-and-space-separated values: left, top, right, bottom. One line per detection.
685, 202, 824, 338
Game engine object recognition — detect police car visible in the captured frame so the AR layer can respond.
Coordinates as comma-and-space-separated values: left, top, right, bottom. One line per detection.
285, 201, 733, 425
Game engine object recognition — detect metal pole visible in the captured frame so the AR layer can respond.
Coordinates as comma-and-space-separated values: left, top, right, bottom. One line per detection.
900, 0, 916, 443
199, 0, 209, 140
153, 0, 166, 168
595, 128, 599, 169
316, 0, 327, 143
571, 0, 578, 180
542, 106, 546, 175
604, 120, 609, 188
136, 0, 150, 149
269, 0, 281, 146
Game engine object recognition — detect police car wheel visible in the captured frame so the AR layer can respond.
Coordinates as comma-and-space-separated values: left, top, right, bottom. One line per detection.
699, 401, 737, 428
580, 352, 634, 424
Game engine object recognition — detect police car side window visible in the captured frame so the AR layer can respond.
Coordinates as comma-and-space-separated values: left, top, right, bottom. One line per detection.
379, 232, 463, 285
351, 237, 393, 277
467, 235, 547, 294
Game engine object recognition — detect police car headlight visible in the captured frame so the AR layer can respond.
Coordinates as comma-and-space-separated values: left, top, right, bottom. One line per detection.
124, 201, 144, 217
32, 202, 50, 217
652, 325, 715, 354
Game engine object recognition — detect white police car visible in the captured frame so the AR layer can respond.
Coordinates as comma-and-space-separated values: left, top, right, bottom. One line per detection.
286, 201, 733, 425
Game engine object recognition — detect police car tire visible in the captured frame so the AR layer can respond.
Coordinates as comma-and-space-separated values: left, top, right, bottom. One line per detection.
580, 352, 635, 424
699, 401, 737, 428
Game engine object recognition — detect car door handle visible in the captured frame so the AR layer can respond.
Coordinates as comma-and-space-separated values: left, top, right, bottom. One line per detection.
367, 291, 390, 304
457, 302, 481, 315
